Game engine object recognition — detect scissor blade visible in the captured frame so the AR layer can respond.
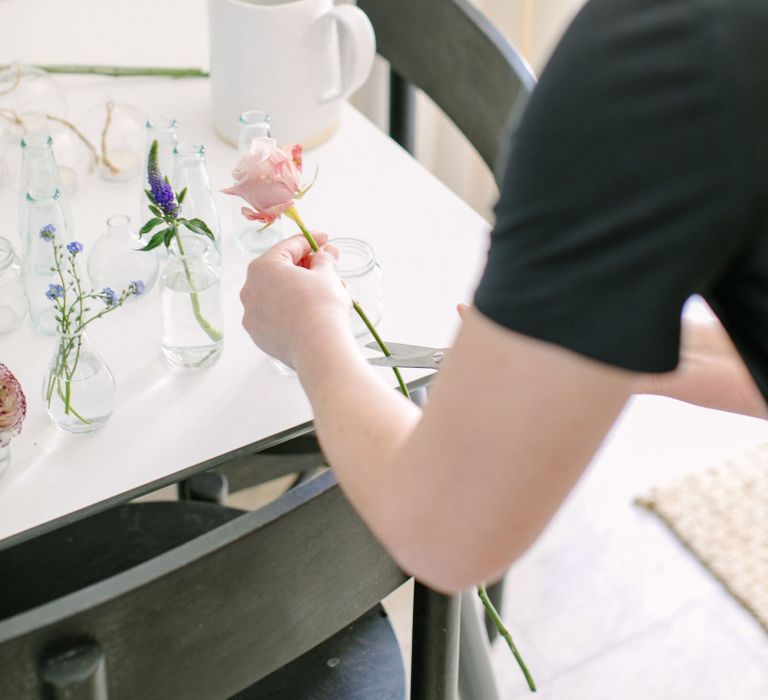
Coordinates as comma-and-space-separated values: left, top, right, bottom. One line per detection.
367, 356, 442, 370
365, 341, 444, 356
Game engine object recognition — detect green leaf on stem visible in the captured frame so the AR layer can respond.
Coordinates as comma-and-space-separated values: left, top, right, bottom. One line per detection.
183, 218, 215, 241
139, 217, 163, 235
138, 230, 167, 252
144, 188, 155, 204
177, 187, 188, 205
149, 204, 163, 218
164, 228, 176, 247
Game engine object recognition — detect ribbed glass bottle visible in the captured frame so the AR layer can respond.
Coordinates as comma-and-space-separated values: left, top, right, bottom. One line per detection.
172, 143, 222, 267
232, 110, 285, 254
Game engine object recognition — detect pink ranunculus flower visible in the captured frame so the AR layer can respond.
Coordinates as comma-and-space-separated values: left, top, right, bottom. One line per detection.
222, 137, 303, 225
0, 364, 26, 448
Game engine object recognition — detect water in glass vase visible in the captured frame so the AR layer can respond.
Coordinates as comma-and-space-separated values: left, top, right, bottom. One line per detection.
44, 332, 116, 434
160, 238, 223, 369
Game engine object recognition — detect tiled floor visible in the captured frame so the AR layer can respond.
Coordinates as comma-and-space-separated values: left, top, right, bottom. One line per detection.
488, 396, 768, 699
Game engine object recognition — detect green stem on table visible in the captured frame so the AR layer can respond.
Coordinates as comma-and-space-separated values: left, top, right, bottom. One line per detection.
477, 584, 536, 692
283, 207, 410, 400
1, 64, 209, 78
174, 232, 223, 343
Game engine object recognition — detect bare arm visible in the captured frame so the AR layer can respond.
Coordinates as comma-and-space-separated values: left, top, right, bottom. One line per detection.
241, 236, 636, 592
637, 317, 768, 418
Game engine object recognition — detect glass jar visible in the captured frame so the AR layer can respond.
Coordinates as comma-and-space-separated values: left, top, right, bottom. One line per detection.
0, 237, 26, 334
21, 188, 72, 335
172, 143, 222, 266
231, 110, 286, 254
43, 330, 116, 434
138, 116, 178, 227
87, 215, 159, 299
160, 237, 224, 370
332, 237, 383, 338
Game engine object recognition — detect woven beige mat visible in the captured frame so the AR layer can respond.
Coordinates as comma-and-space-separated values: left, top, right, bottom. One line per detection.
636, 444, 768, 633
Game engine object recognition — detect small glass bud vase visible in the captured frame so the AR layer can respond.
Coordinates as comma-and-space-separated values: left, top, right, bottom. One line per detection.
139, 116, 178, 226
43, 330, 116, 434
0, 237, 27, 334
79, 101, 145, 182
232, 111, 286, 254
160, 237, 224, 370
172, 143, 222, 267
87, 215, 159, 299
332, 237, 383, 337
22, 188, 72, 335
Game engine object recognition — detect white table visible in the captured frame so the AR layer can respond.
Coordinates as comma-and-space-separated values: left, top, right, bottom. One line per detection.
1, 0, 766, 555
0, 0, 490, 546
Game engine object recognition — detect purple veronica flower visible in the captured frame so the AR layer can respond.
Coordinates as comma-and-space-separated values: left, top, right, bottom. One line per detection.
66, 241, 84, 255
45, 284, 64, 301
39, 224, 56, 241
128, 280, 145, 297
147, 140, 177, 217
101, 287, 118, 307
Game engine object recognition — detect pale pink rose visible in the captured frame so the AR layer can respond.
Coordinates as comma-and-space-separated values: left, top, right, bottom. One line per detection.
222, 137, 303, 225
0, 364, 26, 448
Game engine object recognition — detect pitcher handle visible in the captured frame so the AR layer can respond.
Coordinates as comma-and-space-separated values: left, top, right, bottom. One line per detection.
320, 4, 376, 104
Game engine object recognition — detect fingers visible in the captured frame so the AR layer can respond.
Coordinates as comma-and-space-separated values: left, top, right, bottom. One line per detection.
457, 303, 471, 319
268, 232, 329, 264
307, 243, 339, 272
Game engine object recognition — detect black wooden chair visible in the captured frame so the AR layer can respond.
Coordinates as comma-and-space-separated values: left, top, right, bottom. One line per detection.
0, 470, 459, 699
358, 0, 536, 185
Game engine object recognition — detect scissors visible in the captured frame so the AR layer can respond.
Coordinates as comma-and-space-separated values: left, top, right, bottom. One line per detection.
365, 341, 449, 370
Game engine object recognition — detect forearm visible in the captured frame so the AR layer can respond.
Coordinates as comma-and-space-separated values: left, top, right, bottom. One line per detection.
294, 329, 423, 541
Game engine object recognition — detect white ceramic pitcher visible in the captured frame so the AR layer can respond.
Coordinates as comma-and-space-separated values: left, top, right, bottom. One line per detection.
209, 0, 376, 148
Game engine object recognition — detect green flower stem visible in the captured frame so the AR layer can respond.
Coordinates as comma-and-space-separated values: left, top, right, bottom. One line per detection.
284, 206, 410, 399
477, 584, 536, 692
2, 64, 209, 78
173, 232, 223, 343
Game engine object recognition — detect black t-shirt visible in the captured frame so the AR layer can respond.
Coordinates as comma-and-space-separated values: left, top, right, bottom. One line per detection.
474, 0, 768, 399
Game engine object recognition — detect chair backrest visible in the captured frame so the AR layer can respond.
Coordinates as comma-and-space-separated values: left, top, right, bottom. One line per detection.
357, 0, 536, 185
0, 470, 407, 699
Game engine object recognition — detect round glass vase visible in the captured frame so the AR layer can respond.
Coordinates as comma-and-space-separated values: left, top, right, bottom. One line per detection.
87, 215, 159, 299
0, 236, 27, 334
43, 330, 116, 434
160, 237, 224, 370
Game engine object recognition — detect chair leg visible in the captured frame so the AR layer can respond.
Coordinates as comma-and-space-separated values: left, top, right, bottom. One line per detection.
177, 472, 229, 504
411, 582, 460, 700
389, 69, 416, 154
459, 591, 501, 700
483, 577, 505, 641
40, 640, 108, 700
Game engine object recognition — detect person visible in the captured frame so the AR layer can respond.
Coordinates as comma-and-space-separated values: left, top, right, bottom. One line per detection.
238, 0, 768, 593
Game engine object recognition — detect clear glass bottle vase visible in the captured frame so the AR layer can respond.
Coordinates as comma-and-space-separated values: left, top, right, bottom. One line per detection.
17, 132, 72, 254
172, 143, 222, 267
160, 237, 224, 370
43, 330, 116, 434
138, 116, 178, 228
87, 215, 159, 299
232, 110, 285, 254
0, 236, 27, 334
21, 188, 72, 335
